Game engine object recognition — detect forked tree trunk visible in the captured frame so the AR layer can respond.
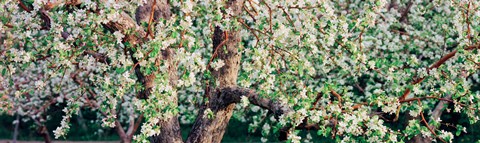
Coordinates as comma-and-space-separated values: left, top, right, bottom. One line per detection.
186, 0, 244, 142
115, 120, 131, 143
120, 138, 132, 143
56, 0, 245, 142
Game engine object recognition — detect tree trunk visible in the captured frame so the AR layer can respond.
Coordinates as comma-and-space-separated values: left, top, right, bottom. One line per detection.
38, 125, 52, 143
150, 49, 183, 143
116, 120, 131, 143
136, 0, 183, 142
150, 117, 182, 143
77, 110, 88, 131
186, 1, 244, 142
13, 114, 19, 143
120, 138, 132, 143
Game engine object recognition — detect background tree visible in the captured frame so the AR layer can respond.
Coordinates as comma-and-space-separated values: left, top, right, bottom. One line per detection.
1, 0, 480, 143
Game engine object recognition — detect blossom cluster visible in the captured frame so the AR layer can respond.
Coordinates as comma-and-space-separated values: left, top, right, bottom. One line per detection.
0, 0, 479, 142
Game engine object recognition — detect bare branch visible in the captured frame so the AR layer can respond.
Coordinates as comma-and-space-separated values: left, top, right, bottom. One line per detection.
215, 87, 292, 116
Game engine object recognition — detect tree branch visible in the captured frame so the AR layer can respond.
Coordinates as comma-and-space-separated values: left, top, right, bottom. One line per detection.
429, 94, 452, 122
18, 0, 31, 12
399, 0, 413, 23
127, 114, 143, 138
213, 86, 338, 141
215, 87, 292, 116
402, 43, 478, 100
411, 94, 453, 143
84, 50, 108, 64
417, 99, 447, 143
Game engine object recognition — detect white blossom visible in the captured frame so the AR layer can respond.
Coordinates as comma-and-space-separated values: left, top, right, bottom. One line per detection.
240, 96, 249, 108
212, 59, 225, 71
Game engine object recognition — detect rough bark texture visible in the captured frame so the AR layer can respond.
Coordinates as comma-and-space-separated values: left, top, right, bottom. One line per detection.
131, 1, 183, 142
186, 1, 244, 142
186, 87, 293, 143
186, 28, 241, 143
101, 0, 183, 142
186, 86, 320, 142
213, 87, 292, 115
211, 28, 241, 87
150, 49, 183, 143
135, 0, 171, 25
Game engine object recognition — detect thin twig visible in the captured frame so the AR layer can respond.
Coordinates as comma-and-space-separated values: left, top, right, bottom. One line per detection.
237, 18, 259, 47
261, 0, 273, 33
417, 99, 447, 143
207, 31, 228, 70
18, 0, 31, 12
145, 0, 157, 39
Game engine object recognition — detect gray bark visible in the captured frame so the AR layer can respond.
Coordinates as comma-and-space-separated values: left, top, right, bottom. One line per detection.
77, 110, 88, 131
135, 0, 171, 25
186, 86, 300, 142
13, 114, 19, 143
186, 1, 245, 142
115, 120, 130, 143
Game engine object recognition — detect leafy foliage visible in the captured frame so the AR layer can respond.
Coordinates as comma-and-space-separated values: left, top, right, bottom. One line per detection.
0, 0, 480, 143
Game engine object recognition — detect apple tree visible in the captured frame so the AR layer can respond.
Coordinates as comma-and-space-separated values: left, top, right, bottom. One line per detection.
1, 0, 480, 143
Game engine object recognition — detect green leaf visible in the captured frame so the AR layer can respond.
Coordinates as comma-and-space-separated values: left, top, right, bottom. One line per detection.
145, 67, 152, 75
172, 31, 179, 38
116, 67, 126, 74
1, 68, 6, 76
456, 125, 463, 136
